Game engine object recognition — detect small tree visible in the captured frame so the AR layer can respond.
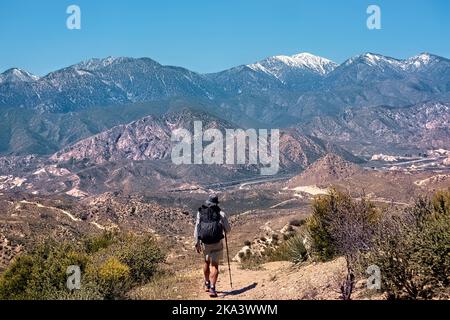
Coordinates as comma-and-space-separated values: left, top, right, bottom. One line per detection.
307, 189, 379, 300
306, 189, 340, 261
327, 193, 378, 300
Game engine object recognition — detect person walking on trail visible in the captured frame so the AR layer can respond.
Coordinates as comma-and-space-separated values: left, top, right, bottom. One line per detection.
194, 194, 231, 298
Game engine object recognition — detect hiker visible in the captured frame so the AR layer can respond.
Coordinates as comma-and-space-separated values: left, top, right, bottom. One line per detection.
194, 194, 231, 298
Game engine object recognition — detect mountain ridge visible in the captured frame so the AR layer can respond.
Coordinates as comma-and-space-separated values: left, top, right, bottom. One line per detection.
1, 51, 449, 113
3, 51, 447, 78
1, 51, 449, 158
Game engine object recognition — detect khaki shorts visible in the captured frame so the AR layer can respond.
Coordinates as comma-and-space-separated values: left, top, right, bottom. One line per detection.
202, 241, 224, 264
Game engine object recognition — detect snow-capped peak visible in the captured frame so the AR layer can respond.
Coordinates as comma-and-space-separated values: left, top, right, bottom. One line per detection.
343, 52, 447, 72
412, 53, 432, 63
345, 53, 402, 68
289, 52, 338, 74
248, 52, 337, 79
0, 68, 40, 83
403, 53, 440, 71
72, 57, 161, 73
74, 56, 134, 71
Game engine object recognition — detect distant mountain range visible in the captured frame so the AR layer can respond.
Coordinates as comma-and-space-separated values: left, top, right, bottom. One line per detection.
1, 52, 449, 115
0, 52, 449, 157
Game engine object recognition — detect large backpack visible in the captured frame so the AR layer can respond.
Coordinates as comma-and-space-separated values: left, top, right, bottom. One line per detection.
197, 205, 224, 244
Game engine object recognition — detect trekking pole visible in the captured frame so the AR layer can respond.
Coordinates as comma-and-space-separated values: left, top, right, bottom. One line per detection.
224, 232, 233, 289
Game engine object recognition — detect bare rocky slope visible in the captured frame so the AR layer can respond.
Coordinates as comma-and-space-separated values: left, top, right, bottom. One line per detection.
302, 101, 450, 155
288, 154, 362, 187
50, 109, 359, 168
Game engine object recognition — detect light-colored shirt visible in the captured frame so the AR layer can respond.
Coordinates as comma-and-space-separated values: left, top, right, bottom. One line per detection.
194, 210, 231, 243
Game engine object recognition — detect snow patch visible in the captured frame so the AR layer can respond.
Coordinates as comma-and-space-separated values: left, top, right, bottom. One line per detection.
248, 52, 338, 79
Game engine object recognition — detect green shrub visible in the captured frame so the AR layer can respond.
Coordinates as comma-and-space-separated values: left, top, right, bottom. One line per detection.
113, 234, 165, 284
433, 190, 450, 215
87, 257, 131, 299
0, 232, 165, 300
365, 192, 450, 299
269, 234, 307, 264
0, 240, 90, 300
306, 189, 378, 262
0, 255, 35, 300
83, 232, 116, 254
306, 190, 341, 261
306, 189, 380, 299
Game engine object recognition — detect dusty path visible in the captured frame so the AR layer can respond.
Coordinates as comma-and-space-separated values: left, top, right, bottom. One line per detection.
179, 257, 382, 300
162, 207, 322, 300
144, 201, 383, 301
19, 200, 107, 230
135, 205, 382, 300
180, 258, 352, 300
20, 200, 81, 222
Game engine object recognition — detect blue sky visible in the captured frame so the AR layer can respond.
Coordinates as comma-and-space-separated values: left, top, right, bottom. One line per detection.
0, 0, 449, 75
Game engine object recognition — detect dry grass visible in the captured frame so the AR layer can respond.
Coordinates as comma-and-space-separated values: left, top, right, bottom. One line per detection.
127, 271, 198, 300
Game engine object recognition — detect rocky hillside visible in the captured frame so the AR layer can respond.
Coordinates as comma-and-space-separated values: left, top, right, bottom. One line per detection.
288, 154, 362, 187
51, 109, 232, 164
302, 101, 450, 155
277, 130, 362, 171
81, 192, 193, 235
0, 191, 194, 269
50, 109, 361, 175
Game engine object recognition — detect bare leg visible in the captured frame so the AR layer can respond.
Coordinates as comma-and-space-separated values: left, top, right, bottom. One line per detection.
203, 260, 210, 283
210, 261, 219, 288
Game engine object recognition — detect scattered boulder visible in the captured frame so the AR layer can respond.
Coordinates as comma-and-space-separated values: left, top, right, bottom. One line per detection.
233, 221, 305, 263
444, 157, 450, 166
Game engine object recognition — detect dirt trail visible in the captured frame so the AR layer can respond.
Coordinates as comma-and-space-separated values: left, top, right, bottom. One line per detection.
19, 200, 107, 230
136, 206, 382, 300
154, 205, 382, 300
180, 258, 374, 300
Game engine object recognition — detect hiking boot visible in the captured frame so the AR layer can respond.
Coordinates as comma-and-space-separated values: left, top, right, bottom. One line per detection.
209, 287, 218, 298
204, 281, 211, 292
